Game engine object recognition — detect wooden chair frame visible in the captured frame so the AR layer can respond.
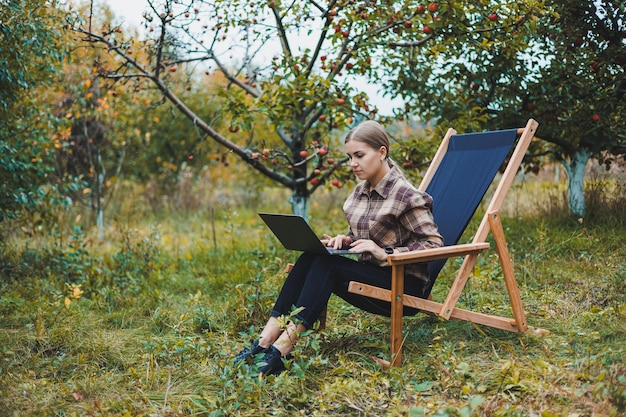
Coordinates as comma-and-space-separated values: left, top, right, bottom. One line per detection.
347, 119, 541, 367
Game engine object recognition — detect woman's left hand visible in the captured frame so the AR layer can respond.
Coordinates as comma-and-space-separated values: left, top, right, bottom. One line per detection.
350, 239, 389, 261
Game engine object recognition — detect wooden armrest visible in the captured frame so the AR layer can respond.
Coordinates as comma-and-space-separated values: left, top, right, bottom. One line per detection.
387, 242, 490, 266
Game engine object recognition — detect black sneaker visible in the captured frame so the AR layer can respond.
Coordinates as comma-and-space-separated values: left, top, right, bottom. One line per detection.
233, 339, 268, 365
255, 345, 289, 376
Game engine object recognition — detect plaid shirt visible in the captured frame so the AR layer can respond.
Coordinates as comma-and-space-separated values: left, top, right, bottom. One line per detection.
343, 165, 443, 284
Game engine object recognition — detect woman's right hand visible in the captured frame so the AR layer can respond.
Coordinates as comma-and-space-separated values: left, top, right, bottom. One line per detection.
323, 234, 352, 250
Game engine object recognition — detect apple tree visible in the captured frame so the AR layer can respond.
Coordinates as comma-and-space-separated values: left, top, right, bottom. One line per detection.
518, 0, 626, 217
70, 0, 541, 218
385, 0, 625, 217
52, 65, 125, 238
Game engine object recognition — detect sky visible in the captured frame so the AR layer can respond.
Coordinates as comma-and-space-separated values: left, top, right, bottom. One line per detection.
102, 0, 145, 28
100, 0, 402, 113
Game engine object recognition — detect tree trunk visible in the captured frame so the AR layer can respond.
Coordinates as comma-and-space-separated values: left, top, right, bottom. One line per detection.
290, 192, 308, 220
562, 149, 592, 218
96, 150, 105, 240
96, 207, 104, 240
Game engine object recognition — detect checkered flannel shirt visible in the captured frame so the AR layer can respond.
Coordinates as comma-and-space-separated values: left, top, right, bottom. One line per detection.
343, 165, 444, 284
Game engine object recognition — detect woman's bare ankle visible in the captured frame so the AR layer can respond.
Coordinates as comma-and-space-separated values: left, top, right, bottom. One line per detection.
272, 340, 294, 357
257, 337, 273, 349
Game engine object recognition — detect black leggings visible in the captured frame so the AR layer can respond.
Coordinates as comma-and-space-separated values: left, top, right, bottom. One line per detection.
270, 253, 428, 329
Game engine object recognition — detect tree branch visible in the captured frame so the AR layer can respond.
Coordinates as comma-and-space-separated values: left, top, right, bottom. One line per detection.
271, 3, 292, 60
73, 23, 295, 189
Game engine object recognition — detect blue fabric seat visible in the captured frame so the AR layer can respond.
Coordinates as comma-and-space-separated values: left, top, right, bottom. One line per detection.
425, 129, 518, 295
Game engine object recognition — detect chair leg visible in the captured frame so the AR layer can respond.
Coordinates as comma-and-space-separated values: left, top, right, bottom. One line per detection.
390, 264, 405, 367
488, 211, 528, 332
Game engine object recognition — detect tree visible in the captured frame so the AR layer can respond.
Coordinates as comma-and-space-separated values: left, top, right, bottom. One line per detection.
0, 0, 67, 222
387, 0, 626, 217
52, 71, 124, 238
521, 0, 626, 217
72, 0, 546, 218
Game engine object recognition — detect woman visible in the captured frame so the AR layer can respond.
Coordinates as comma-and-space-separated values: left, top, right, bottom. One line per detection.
234, 120, 443, 376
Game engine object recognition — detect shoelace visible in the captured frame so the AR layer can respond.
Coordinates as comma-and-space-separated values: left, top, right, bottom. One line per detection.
233, 340, 266, 364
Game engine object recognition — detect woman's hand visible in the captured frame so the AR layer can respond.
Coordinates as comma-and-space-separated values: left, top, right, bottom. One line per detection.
323, 234, 352, 250
350, 239, 390, 261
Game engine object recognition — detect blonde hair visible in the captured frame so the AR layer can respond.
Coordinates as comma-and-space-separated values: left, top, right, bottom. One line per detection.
344, 120, 394, 169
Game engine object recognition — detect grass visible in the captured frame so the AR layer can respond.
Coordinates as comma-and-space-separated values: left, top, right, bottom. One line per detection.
0, 175, 625, 416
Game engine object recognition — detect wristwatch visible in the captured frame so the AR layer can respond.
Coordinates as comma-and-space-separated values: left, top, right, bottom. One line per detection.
384, 248, 394, 254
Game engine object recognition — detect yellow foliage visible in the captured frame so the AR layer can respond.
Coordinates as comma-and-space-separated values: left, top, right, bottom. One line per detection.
65, 283, 84, 302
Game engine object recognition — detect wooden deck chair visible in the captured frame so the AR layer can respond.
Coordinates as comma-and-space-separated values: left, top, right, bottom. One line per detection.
347, 118, 541, 367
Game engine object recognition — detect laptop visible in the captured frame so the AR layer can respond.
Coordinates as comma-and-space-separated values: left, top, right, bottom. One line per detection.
258, 212, 357, 255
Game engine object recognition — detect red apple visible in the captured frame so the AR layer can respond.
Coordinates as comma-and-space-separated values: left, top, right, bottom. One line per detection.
416, 4, 426, 14
300, 150, 309, 158
310, 178, 319, 185
318, 148, 328, 156
428, 3, 437, 12
318, 114, 327, 121
592, 113, 600, 122
488, 13, 498, 21
591, 60, 600, 72
337, 98, 345, 105
423, 25, 432, 34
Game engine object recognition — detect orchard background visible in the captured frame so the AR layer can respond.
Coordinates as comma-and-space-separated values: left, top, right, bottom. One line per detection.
1, 0, 625, 415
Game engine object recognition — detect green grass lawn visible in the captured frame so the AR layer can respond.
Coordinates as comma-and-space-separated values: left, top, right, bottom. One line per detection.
1, 180, 625, 416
